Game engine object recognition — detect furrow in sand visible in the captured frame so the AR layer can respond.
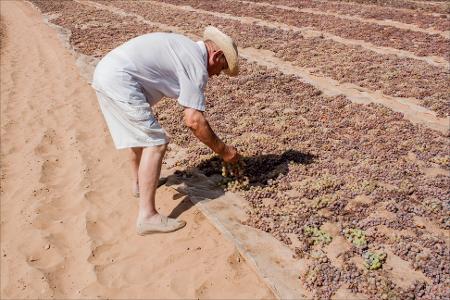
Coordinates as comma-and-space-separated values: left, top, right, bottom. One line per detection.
0, 1, 99, 298
159, 0, 449, 59
77, 0, 448, 129
2, 0, 154, 297
242, 0, 450, 32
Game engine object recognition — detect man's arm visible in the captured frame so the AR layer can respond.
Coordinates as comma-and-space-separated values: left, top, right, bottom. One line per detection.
183, 108, 239, 163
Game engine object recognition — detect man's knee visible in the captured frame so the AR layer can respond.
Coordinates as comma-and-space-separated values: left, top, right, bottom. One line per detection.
146, 143, 168, 155
130, 147, 143, 159
156, 143, 168, 153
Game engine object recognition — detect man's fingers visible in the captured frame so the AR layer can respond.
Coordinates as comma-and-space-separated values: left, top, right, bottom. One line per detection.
222, 157, 244, 178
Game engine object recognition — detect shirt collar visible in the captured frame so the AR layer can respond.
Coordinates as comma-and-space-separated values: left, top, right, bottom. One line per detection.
196, 40, 207, 67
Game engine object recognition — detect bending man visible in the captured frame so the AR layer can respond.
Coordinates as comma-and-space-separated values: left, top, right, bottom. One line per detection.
92, 26, 240, 235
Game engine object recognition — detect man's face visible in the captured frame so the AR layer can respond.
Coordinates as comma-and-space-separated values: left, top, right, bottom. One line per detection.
208, 51, 228, 77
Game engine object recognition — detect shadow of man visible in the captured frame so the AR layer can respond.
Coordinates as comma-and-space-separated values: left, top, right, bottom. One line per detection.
165, 149, 316, 218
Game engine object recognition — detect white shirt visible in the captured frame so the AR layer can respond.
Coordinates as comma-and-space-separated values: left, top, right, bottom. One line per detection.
92, 33, 208, 111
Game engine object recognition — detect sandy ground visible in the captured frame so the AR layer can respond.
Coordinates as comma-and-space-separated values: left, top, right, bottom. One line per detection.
0, 1, 274, 299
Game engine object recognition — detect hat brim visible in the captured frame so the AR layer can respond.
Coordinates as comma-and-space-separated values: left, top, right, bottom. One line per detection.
203, 26, 238, 76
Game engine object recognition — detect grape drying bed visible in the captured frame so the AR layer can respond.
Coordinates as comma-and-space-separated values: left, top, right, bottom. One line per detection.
244, 0, 450, 31
161, 0, 449, 58
92, 0, 450, 116
31, 0, 449, 299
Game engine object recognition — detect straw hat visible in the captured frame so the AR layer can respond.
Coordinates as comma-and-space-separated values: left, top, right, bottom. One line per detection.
203, 26, 239, 76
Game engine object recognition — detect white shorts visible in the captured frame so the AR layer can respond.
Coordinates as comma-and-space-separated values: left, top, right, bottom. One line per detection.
95, 90, 169, 149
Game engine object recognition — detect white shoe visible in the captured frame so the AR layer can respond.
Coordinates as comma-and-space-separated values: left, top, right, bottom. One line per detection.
136, 215, 186, 235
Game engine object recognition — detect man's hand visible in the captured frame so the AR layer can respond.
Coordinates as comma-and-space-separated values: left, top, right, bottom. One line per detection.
221, 145, 240, 164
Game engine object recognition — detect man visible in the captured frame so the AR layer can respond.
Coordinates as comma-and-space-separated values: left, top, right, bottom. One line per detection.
92, 26, 240, 235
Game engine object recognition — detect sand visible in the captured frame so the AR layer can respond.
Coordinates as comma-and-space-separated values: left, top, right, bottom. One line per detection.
0, 1, 274, 299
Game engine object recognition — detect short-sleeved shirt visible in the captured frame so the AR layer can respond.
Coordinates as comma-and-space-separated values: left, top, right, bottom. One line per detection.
92, 33, 208, 111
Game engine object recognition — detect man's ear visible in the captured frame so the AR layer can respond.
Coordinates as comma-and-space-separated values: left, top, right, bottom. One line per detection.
212, 50, 224, 63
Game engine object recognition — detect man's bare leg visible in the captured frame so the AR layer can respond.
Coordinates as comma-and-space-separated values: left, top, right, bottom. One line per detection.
135, 144, 186, 234
130, 147, 143, 197
137, 144, 167, 222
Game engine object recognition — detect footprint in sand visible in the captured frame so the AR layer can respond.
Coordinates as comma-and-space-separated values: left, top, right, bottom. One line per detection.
33, 129, 57, 156
88, 243, 114, 265
18, 234, 65, 272
85, 218, 116, 243
194, 279, 213, 298
38, 160, 60, 185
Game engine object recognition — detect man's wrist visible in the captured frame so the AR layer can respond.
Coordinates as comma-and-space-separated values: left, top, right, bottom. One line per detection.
216, 142, 226, 156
